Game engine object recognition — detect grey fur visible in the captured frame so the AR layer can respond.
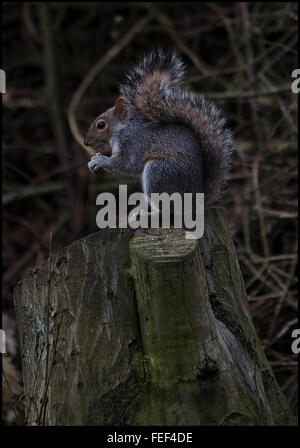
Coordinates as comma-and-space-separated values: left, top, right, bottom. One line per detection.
88, 49, 234, 206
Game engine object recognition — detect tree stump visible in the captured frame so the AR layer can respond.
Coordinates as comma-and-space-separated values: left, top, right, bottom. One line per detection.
14, 210, 295, 425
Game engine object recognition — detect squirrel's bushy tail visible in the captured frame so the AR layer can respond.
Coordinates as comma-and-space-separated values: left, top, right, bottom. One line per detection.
120, 49, 234, 205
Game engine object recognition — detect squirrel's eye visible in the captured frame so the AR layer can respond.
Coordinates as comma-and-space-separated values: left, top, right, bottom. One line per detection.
96, 120, 106, 130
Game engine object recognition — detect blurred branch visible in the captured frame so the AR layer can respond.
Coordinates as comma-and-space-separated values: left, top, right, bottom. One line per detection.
259, 74, 297, 132
267, 238, 298, 341
252, 153, 270, 263
38, 4, 69, 165
3, 182, 64, 206
24, 4, 41, 42
205, 84, 291, 99
148, 4, 214, 76
68, 12, 154, 155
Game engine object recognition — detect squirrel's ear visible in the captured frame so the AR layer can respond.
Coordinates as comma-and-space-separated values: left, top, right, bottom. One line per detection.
114, 97, 129, 122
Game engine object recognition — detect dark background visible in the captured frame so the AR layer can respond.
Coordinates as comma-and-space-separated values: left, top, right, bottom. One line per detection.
2, 2, 298, 425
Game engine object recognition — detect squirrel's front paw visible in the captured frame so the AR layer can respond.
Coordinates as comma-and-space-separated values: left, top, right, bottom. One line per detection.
88, 155, 109, 174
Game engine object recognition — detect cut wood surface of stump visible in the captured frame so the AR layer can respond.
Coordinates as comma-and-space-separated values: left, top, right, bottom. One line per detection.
14, 209, 296, 426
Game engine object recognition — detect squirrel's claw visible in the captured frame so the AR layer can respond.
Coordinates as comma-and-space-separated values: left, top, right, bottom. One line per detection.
88, 156, 102, 173
88, 155, 109, 173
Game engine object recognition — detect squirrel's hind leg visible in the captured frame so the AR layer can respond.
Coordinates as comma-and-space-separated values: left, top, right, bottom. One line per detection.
142, 159, 187, 204
142, 159, 189, 225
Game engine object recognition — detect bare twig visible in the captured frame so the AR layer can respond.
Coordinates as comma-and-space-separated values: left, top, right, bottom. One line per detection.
252, 154, 270, 261
204, 84, 291, 99
148, 4, 214, 76
68, 12, 154, 154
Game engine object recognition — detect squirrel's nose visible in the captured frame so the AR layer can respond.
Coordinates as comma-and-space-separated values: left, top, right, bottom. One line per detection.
84, 137, 90, 146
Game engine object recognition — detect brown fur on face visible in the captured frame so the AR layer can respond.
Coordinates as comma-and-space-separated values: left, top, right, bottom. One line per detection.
84, 97, 129, 156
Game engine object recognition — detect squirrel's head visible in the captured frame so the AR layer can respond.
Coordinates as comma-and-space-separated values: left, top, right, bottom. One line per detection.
84, 97, 130, 155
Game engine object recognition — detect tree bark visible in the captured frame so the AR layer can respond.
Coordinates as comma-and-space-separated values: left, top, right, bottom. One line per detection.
14, 210, 295, 426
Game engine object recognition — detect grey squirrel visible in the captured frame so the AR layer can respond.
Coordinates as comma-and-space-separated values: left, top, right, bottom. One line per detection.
85, 49, 233, 208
